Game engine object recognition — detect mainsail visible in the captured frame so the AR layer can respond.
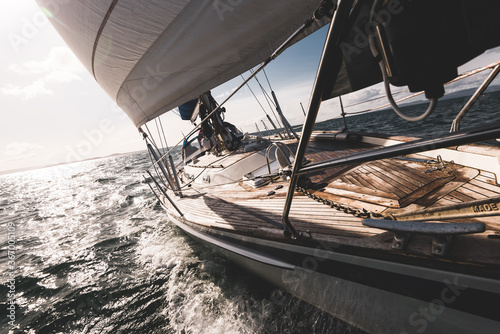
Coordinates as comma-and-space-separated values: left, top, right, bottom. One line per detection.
36, 0, 326, 127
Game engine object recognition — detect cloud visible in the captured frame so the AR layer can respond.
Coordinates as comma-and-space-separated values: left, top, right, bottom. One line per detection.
1, 46, 84, 99
9, 46, 84, 76
3, 141, 43, 161
1, 80, 53, 99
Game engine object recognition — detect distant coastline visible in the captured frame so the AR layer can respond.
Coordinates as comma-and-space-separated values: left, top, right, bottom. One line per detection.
0, 150, 146, 176
3, 85, 499, 177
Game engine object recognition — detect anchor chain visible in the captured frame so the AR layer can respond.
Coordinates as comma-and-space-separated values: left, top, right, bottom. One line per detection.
295, 186, 385, 219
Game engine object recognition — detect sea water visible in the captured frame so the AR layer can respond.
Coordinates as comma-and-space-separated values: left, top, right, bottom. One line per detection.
0, 153, 362, 333
1, 91, 499, 333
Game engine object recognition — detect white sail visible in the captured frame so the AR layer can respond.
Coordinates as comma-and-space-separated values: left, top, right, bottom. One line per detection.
36, 0, 325, 127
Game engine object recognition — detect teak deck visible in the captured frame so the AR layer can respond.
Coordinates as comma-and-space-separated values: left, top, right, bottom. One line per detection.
168, 138, 500, 269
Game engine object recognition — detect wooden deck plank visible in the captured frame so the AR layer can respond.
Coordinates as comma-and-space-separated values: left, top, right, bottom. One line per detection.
326, 180, 399, 199
375, 160, 427, 188
179, 197, 371, 232
348, 171, 373, 188
398, 176, 454, 208
362, 164, 412, 197
460, 183, 498, 199
368, 163, 419, 193
478, 170, 498, 183
308, 189, 387, 213
440, 194, 463, 204
447, 190, 476, 202
383, 159, 434, 184
370, 160, 428, 190
413, 167, 479, 208
342, 174, 364, 187
468, 178, 500, 195
355, 165, 402, 195
433, 197, 461, 207
323, 185, 400, 208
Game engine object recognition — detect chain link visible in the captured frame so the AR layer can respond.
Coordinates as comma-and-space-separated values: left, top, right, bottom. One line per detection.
296, 186, 384, 219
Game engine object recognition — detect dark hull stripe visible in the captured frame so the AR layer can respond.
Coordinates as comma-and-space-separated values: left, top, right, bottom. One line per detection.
176, 216, 500, 323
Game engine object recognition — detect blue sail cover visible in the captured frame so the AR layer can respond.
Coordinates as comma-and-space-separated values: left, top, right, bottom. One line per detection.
178, 98, 198, 121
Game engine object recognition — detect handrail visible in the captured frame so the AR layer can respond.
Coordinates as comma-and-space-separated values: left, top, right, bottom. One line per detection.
282, 0, 353, 238
298, 122, 500, 176
265, 142, 295, 175
169, 154, 183, 197
450, 64, 500, 132
146, 170, 183, 216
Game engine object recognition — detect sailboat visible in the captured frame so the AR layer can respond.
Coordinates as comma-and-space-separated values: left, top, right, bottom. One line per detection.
37, 0, 500, 332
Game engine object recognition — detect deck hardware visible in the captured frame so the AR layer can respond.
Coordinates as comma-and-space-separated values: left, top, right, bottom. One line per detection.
424, 155, 446, 173
488, 233, 500, 239
392, 232, 411, 251
393, 196, 500, 221
432, 236, 451, 256
282, 167, 292, 177
275, 185, 283, 190
363, 218, 485, 256
265, 142, 295, 180
266, 190, 276, 196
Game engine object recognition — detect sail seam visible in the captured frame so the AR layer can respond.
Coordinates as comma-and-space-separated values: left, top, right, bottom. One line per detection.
91, 0, 120, 80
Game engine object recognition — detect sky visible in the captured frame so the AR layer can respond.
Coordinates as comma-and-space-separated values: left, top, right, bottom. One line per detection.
1, 1, 500, 174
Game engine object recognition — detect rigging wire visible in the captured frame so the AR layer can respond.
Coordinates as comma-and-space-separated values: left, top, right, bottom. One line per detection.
260, 67, 298, 139
154, 118, 166, 155
263, 68, 273, 92
158, 116, 169, 151
145, 8, 321, 173
241, 73, 283, 138
255, 69, 276, 108
143, 123, 169, 187
143, 124, 157, 148
344, 89, 406, 110
249, 69, 283, 129
240, 74, 269, 116
253, 72, 277, 110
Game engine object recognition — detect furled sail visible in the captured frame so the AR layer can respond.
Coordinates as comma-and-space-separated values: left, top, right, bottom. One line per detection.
36, 0, 326, 127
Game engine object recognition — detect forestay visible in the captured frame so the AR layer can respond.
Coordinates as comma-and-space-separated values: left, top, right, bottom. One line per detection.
36, 0, 326, 127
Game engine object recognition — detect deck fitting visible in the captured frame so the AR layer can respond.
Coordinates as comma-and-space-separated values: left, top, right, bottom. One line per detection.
432, 236, 452, 256
363, 218, 485, 256
392, 232, 410, 251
